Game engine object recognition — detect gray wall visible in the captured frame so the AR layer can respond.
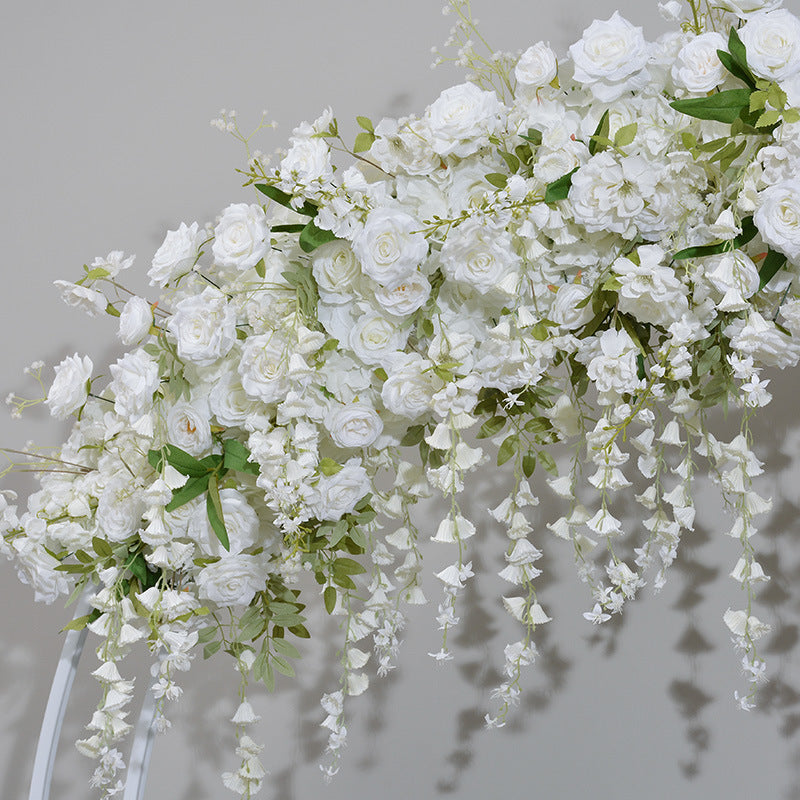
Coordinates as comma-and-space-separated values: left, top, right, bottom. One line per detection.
1, 2, 799, 798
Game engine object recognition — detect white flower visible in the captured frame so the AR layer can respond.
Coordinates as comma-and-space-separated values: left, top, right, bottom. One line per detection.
439, 217, 520, 294
352, 208, 428, 285
118, 296, 153, 346
349, 311, 408, 366
309, 459, 370, 521
726, 310, 800, 368
311, 240, 361, 300
515, 42, 558, 86
89, 250, 135, 278
188, 488, 259, 556
165, 401, 212, 456
46, 354, 92, 419
425, 82, 503, 158
374, 272, 431, 317
109, 349, 160, 422
148, 222, 199, 286
740, 10, 800, 81
196, 554, 264, 607
212, 203, 269, 270
239, 333, 291, 404
95, 481, 145, 543
325, 403, 383, 448
704, 251, 760, 310
208, 371, 259, 426
381, 355, 440, 418
585, 329, 641, 398
569, 12, 650, 102
672, 33, 727, 93
717, 0, 782, 16
550, 283, 594, 329
279, 136, 333, 189
53, 281, 106, 317
167, 287, 237, 366
754, 179, 800, 262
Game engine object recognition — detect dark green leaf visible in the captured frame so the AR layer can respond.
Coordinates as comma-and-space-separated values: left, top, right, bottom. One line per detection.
519, 127, 542, 146
400, 425, 425, 447
672, 215, 756, 260
717, 48, 756, 90
476, 415, 506, 439
299, 220, 337, 253
758, 248, 788, 290
544, 168, 578, 204
223, 438, 259, 475
670, 89, 752, 123
206, 475, 230, 551
159, 444, 208, 477
254, 183, 317, 217
165, 474, 209, 512
288, 623, 311, 638
728, 27, 754, 85
522, 453, 536, 478
637, 353, 646, 381
589, 110, 610, 156
485, 172, 508, 189
271, 224, 307, 234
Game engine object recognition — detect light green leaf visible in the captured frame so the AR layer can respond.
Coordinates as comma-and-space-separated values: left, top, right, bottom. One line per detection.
497, 433, 519, 466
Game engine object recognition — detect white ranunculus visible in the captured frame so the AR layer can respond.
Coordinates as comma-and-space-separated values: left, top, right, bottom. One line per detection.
167, 287, 237, 366
349, 311, 408, 366
196, 554, 265, 607
165, 400, 212, 456
550, 283, 594, 330
188, 488, 258, 556
754, 179, 800, 262
118, 296, 153, 346
279, 136, 333, 188
373, 272, 431, 317
381, 355, 440, 418
309, 459, 370, 521
208, 371, 260, 426
212, 203, 269, 270
239, 332, 291, 404
46, 354, 92, 419
148, 222, 200, 286
425, 82, 503, 158
569, 12, 650, 102
311, 240, 361, 300
326, 403, 384, 448
352, 208, 428, 285
439, 217, 521, 294
515, 42, 558, 86
740, 10, 800, 81
672, 32, 727, 93
109, 349, 160, 422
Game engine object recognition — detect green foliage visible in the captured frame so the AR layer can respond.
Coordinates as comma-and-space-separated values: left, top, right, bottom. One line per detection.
544, 168, 578, 203
254, 183, 318, 217
298, 220, 337, 254
282, 262, 320, 319
672, 216, 756, 260
758, 248, 788, 290
670, 89, 752, 124
589, 109, 610, 155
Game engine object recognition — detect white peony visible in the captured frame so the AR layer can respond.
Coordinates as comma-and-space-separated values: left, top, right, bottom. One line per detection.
754, 179, 800, 262
46, 354, 92, 419
325, 402, 384, 449
165, 401, 212, 456
569, 12, 650, 102
373, 272, 431, 317
212, 203, 269, 270
352, 208, 428, 285
309, 459, 370, 521
425, 82, 503, 158
95, 481, 145, 543
196, 554, 265, 607
672, 32, 727, 93
167, 287, 237, 366
740, 10, 800, 81
148, 222, 199, 286
188, 488, 259, 556
515, 42, 558, 87
118, 296, 153, 346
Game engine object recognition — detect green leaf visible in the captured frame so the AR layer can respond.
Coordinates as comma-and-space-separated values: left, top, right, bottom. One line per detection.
400, 425, 425, 447
758, 248, 788, 290
476, 415, 506, 439
538, 450, 558, 476
223, 438, 259, 475
62, 614, 93, 632
485, 172, 508, 189
197, 626, 218, 644
272, 637, 301, 660
522, 453, 536, 478
288, 623, 311, 639
670, 89, 752, 123
319, 457, 343, 476
519, 127, 543, 146
332, 557, 367, 576
717, 48, 756, 90
324, 585, 337, 614
589, 109, 610, 156
356, 115, 374, 132
254, 258, 266, 279
756, 109, 781, 128
203, 640, 222, 659
158, 444, 208, 477
497, 433, 519, 466
328, 519, 349, 548
728, 27, 755, 86
165, 474, 210, 512
271, 224, 307, 234
92, 536, 113, 559
614, 123, 637, 148
637, 353, 646, 381
299, 220, 337, 253
499, 150, 520, 173
373, 367, 388, 382
354, 131, 375, 153
263, 659, 275, 691
672, 215, 756, 260
125, 552, 150, 586
254, 183, 317, 217
206, 475, 230, 551
544, 168, 578, 204
272, 654, 295, 677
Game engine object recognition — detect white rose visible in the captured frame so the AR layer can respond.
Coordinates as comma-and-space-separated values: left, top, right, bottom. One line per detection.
209, 371, 260, 426
381, 354, 440, 418
167, 287, 237, 366
212, 203, 269, 270
166, 400, 212, 456
754, 179, 800, 262
311, 240, 361, 302
672, 33, 727, 93
349, 311, 408, 365
569, 12, 650, 102
326, 403, 384, 448
109, 349, 160, 421
118, 296, 153, 346
740, 10, 800, 81
148, 222, 199, 286
53, 281, 106, 317
718, 0, 783, 19
550, 283, 594, 329
238, 332, 291, 404
515, 42, 558, 86
374, 272, 431, 317
46, 354, 92, 419
279, 136, 333, 189
425, 82, 503, 158
196, 554, 264, 607
353, 208, 428, 285
188, 488, 258, 556
309, 459, 370, 521
439, 218, 521, 295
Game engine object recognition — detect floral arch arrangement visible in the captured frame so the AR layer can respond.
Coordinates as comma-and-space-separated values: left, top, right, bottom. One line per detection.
3, 0, 800, 795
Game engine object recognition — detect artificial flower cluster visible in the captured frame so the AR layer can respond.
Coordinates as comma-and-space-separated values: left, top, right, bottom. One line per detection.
3, 0, 800, 795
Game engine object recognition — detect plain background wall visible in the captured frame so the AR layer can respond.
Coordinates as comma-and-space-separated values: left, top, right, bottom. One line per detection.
1, 2, 799, 798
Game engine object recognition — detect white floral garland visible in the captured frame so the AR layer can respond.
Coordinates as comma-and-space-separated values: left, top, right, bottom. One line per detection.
3, 0, 800, 796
